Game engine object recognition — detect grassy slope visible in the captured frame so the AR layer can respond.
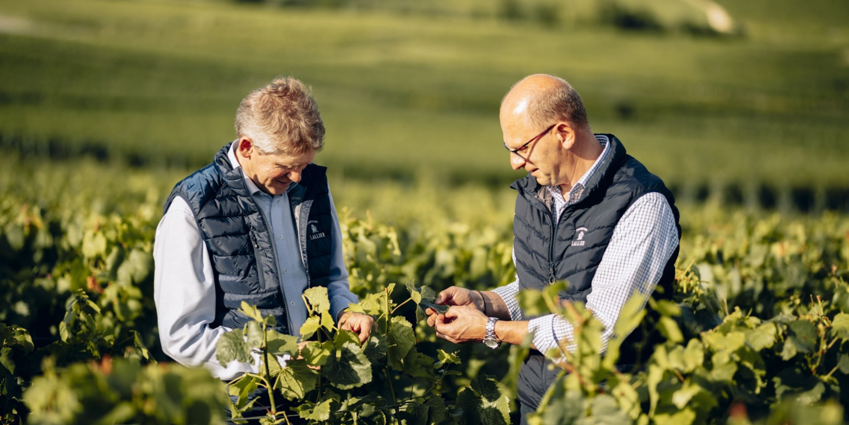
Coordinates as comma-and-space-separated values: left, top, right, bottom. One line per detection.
0, 0, 847, 188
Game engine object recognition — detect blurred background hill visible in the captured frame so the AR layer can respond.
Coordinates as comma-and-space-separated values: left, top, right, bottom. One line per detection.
1, 0, 847, 211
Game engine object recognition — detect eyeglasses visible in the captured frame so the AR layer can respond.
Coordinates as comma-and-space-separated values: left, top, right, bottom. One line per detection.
503, 123, 556, 161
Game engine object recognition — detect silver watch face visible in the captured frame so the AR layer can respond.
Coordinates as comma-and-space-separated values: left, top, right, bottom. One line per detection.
484, 338, 499, 349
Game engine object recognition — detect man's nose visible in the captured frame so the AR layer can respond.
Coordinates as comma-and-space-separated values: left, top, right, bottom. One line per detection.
288, 169, 303, 183
510, 153, 526, 171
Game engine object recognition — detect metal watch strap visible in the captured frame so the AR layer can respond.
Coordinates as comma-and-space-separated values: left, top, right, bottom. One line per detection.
484, 317, 499, 348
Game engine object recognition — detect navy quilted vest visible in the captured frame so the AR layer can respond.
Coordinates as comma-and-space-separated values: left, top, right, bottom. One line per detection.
513, 134, 681, 408
163, 144, 335, 335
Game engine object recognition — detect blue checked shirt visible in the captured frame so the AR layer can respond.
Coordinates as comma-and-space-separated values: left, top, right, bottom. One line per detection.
491, 135, 679, 358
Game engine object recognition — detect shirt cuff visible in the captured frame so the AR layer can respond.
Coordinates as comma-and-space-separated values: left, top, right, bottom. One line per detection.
528, 315, 557, 355
491, 280, 523, 321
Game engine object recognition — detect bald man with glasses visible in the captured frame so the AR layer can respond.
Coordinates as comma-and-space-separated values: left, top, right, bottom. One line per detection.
426, 74, 681, 423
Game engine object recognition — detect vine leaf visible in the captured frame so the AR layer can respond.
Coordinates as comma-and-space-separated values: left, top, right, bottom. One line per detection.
301, 341, 333, 367
364, 333, 387, 361
266, 330, 299, 358
275, 359, 319, 401
402, 348, 435, 379
831, 313, 849, 341
455, 376, 510, 425
325, 330, 372, 390
387, 316, 416, 371
295, 399, 333, 421
216, 329, 252, 367
782, 320, 817, 360
434, 349, 461, 368
300, 316, 321, 341
245, 321, 263, 350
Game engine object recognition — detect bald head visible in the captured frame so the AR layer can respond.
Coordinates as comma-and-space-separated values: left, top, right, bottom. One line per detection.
500, 74, 589, 130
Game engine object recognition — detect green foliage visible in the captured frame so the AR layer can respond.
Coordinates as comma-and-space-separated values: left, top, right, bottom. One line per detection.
23, 357, 227, 425
3, 156, 849, 423
216, 287, 490, 424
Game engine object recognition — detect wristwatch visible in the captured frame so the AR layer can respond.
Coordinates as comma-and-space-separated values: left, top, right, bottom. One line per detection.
483, 317, 500, 349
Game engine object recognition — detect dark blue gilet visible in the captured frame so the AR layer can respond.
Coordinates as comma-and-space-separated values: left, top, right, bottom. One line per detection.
512, 135, 681, 408
163, 145, 335, 335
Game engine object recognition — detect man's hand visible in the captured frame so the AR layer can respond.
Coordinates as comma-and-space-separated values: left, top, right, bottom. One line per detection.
338, 311, 374, 344
424, 286, 484, 321
429, 305, 488, 344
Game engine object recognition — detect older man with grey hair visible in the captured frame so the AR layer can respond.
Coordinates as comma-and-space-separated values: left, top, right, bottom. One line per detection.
427, 74, 681, 422
154, 77, 373, 421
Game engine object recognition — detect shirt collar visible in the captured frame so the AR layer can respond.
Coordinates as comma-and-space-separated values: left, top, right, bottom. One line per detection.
547, 134, 611, 201
227, 141, 297, 197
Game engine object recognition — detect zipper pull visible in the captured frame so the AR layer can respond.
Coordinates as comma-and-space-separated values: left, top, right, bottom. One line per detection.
549, 267, 555, 284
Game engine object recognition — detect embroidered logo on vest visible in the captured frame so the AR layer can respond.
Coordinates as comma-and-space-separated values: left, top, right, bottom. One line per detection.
571, 227, 588, 247
309, 222, 326, 240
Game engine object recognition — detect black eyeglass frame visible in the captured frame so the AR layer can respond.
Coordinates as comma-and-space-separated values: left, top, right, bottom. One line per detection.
503, 123, 557, 160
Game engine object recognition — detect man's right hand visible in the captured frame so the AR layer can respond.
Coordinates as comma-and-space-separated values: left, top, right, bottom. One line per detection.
425, 286, 484, 327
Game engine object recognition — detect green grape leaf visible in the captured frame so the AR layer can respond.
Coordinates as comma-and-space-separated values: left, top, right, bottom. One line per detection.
267, 330, 300, 358
709, 351, 738, 382
403, 348, 435, 379
301, 341, 333, 367
387, 316, 416, 371
654, 300, 682, 317
321, 309, 336, 333
300, 316, 321, 341
702, 331, 745, 352
295, 399, 333, 421
658, 316, 684, 343
423, 395, 449, 425
773, 368, 825, 403
82, 230, 107, 259
406, 281, 423, 304
434, 349, 461, 368
455, 376, 511, 425
216, 329, 252, 367
419, 298, 448, 315
587, 394, 631, 424
782, 320, 817, 360
831, 313, 849, 341
239, 302, 264, 323
303, 287, 330, 315
839, 354, 849, 375
746, 323, 778, 351
275, 359, 319, 401
653, 409, 697, 425
364, 333, 388, 361
325, 330, 372, 390
230, 375, 260, 409
116, 249, 152, 286
354, 293, 385, 317
245, 321, 263, 349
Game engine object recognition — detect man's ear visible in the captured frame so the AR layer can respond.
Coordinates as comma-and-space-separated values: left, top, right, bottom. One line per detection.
556, 123, 576, 150
236, 137, 254, 159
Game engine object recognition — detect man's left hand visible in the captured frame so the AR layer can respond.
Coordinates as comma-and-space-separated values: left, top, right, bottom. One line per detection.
338, 312, 374, 344
432, 305, 488, 344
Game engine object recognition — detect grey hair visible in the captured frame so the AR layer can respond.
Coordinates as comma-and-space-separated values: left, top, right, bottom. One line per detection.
235, 76, 325, 155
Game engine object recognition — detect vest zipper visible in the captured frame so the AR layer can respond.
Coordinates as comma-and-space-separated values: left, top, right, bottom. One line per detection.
548, 207, 556, 284
253, 207, 294, 335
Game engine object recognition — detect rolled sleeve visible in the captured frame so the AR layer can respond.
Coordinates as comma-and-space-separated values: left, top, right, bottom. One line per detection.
325, 185, 360, 321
